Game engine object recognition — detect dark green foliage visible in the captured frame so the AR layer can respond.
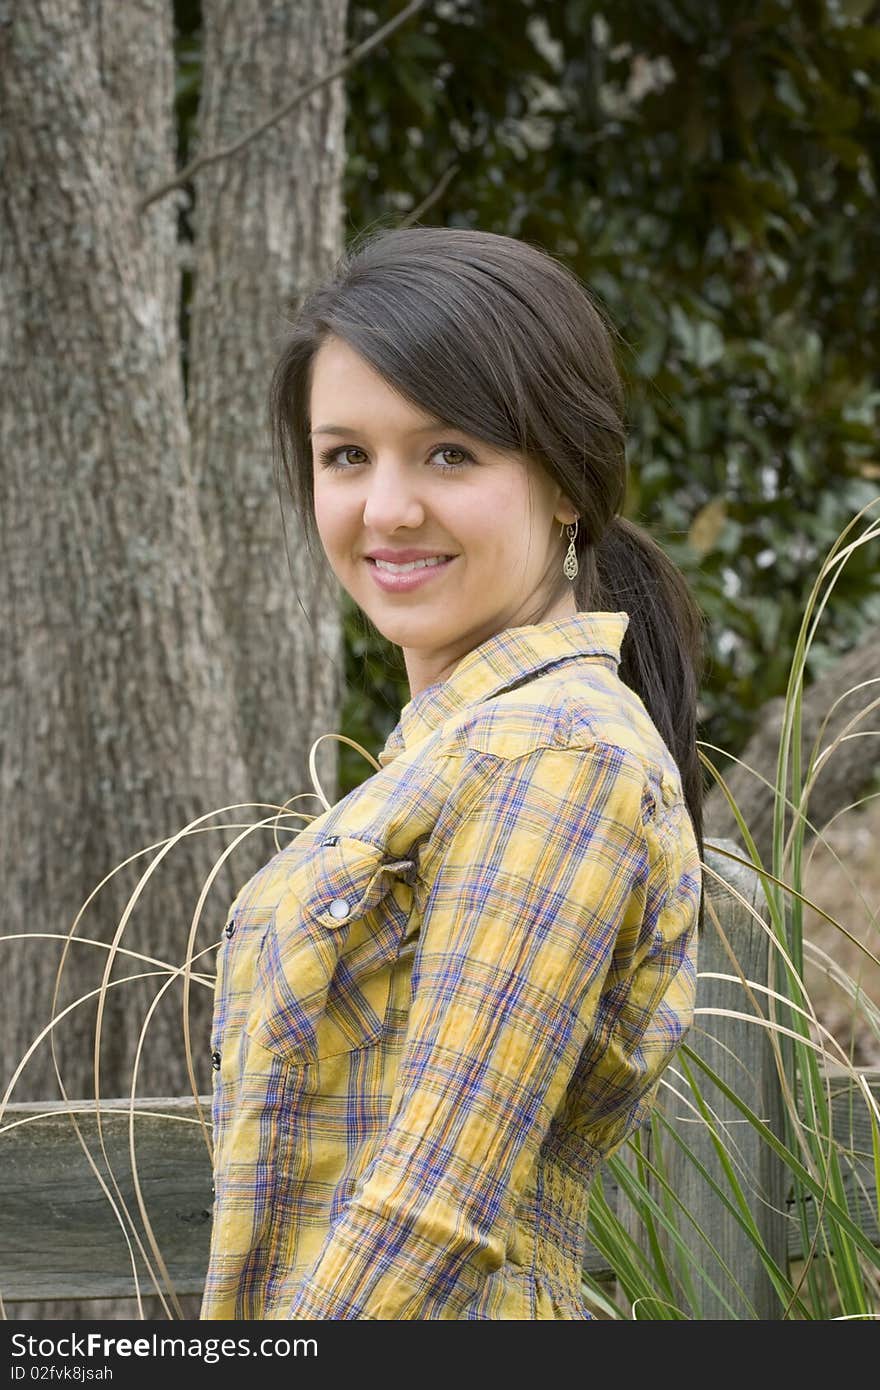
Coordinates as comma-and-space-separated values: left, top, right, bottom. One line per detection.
338, 0, 880, 793
173, 1, 880, 797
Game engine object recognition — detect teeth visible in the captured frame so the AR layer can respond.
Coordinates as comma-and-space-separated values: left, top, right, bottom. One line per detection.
373, 556, 449, 573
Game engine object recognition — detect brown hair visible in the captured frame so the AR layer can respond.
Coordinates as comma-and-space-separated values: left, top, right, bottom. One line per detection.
269, 225, 707, 929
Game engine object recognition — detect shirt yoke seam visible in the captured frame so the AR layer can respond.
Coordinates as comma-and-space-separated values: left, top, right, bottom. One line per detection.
441, 681, 667, 779
442, 730, 659, 813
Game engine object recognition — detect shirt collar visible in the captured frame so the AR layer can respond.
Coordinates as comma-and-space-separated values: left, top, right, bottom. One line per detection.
377, 610, 629, 767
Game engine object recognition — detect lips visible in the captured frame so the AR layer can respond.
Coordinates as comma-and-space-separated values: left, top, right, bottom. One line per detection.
366, 554, 457, 592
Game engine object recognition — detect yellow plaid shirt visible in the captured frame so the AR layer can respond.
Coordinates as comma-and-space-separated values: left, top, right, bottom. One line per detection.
200, 611, 701, 1320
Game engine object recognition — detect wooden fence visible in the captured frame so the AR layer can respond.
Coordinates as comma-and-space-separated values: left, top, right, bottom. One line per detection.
2, 838, 877, 1318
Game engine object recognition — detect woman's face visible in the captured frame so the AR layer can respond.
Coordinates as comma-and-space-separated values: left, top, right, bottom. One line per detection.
309, 335, 578, 696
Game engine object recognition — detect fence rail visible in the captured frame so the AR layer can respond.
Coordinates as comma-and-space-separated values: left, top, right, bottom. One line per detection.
2, 839, 877, 1314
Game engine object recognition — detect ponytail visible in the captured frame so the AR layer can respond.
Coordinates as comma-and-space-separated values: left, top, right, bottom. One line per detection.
590, 517, 707, 933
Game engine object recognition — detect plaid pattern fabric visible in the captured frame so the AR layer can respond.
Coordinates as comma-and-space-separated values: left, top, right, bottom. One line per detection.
200, 611, 701, 1320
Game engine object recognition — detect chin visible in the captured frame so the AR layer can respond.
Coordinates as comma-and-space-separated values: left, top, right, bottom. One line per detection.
379, 613, 454, 647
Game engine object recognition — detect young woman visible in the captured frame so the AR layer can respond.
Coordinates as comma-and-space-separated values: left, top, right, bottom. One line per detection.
200, 226, 706, 1321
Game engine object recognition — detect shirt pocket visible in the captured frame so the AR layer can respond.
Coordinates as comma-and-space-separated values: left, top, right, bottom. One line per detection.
244, 833, 418, 1066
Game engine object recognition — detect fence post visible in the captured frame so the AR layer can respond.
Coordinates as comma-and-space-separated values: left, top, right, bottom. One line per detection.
616, 836, 788, 1319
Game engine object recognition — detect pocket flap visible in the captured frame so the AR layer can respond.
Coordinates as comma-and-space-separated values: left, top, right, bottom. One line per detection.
245, 835, 417, 1064
295, 834, 417, 929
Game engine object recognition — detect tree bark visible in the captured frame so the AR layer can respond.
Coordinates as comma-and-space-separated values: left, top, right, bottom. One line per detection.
188, 0, 348, 812
1, 0, 350, 1319
0, 0, 249, 1109
703, 622, 880, 867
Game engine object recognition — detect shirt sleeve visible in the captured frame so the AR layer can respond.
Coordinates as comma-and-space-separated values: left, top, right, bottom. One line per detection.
281, 741, 652, 1320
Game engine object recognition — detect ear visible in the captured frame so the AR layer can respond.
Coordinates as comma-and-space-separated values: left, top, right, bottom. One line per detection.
554, 496, 579, 527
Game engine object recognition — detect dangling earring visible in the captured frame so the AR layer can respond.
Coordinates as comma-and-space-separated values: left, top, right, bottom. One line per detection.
561, 518, 579, 580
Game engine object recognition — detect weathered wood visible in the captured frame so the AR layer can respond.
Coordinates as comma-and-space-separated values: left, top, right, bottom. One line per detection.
616, 837, 791, 1318
784, 1067, 880, 1254
0, 1078, 876, 1302
0, 1099, 213, 1304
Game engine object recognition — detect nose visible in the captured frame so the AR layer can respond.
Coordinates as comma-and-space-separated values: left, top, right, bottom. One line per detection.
361, 456, 426, 532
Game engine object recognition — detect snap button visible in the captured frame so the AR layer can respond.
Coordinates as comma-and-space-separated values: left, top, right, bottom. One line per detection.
211, 1049, 222, 1071
224, 920, 235, 938
328, 898, 351, 920
322, 835, 339, 847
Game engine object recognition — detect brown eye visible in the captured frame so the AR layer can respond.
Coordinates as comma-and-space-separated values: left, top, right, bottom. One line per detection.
431, 446, 474, 471
318, 446, 368, 470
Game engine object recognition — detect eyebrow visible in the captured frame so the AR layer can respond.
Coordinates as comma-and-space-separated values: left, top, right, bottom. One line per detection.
309, 420, 456, 438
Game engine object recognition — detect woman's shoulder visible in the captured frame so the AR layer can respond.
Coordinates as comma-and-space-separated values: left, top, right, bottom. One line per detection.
439, 660, 669, 771
423, 662, 686, 840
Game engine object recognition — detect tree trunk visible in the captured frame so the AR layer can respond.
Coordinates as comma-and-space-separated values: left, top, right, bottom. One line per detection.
703, 622, 880, 868
1, 0, 251, 1113
188, 0, 349, 812
1, 0, 349, 1320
